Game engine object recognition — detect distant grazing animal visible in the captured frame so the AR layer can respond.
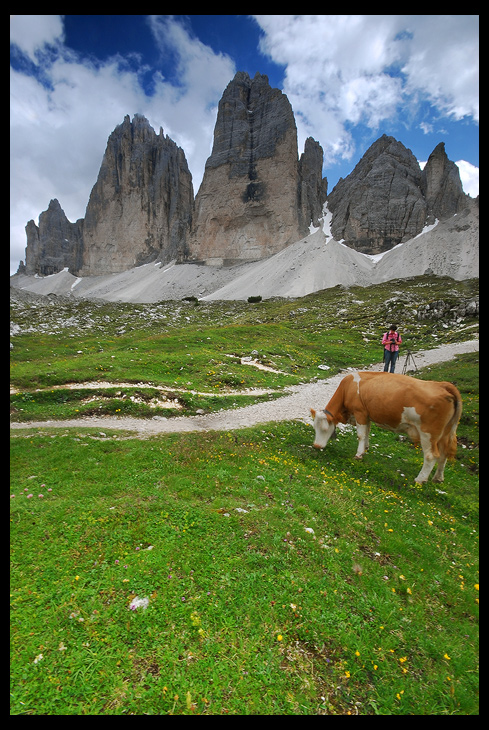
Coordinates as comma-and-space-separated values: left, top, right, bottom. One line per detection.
310, 371, 462, 483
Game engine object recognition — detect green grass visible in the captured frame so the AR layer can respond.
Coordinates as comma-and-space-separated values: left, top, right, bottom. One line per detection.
10, 385, 283, 422
10, 356, 478, 714
10, 277, 479, 714
10, 276, 479, 421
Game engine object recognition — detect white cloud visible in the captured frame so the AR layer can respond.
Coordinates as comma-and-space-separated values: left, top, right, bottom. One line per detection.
10, 15, 235, 273
147, 16, 234, 102
400, 15, 479, 122
253, 15, 479, 162
10, 14, 64, 62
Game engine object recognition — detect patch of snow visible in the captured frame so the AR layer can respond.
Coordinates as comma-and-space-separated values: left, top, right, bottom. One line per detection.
321, 204, 333, 239
413, 219, 439, 239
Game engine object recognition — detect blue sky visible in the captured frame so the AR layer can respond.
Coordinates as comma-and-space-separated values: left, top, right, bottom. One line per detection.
10, 15, 479, 273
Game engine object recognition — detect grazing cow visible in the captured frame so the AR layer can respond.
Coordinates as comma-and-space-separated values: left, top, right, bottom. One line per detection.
310, 371, 462, 483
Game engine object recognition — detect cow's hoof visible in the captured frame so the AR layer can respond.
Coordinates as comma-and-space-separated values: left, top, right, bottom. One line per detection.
354, 455, 363, 461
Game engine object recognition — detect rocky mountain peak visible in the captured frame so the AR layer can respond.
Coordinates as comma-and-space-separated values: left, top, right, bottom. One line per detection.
188, 71, 325, 264
24, 198, 84, 276
327, 134, 469, 255
20, 76, 472, 278
80, 114, 194, 274
421, 141, 468, 222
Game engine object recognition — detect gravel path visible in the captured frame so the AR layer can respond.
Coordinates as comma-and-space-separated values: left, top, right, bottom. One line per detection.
10, 340, 478, 437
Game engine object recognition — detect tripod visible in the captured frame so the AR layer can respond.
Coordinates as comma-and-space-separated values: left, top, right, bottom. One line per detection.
402, 349, 418, 374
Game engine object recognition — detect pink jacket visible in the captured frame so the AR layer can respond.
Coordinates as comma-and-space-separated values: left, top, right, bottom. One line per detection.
382, 331, 402, 351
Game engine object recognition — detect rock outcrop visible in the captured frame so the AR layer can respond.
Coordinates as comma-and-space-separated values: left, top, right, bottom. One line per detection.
80, 114, 194, 275
421, 142, 469, 222
327, 135, 469, 255
23, 198, 84, 275
298, 137, 328, 231
188, 72, 326, 264
23, 116, 194, 277
20, 75, 472, 278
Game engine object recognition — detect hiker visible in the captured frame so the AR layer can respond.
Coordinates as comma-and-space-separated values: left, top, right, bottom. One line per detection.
382, 325, 402, 372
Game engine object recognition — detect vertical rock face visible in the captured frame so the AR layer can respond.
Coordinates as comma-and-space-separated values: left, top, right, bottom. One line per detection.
80, 114, 193, 275
24, 199, 84, 275
298, 137, 328, 231
421, 142, 468, 222
20, 75, 471, 278
327, 135, 428, 254
189, 72, 324, 264
327, 135, 469, 255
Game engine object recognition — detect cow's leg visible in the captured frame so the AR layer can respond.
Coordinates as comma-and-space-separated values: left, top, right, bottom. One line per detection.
354, 422, 370, 460
414, 432, 437, 483
432, 437, 449, 482
432, 456, 447, 483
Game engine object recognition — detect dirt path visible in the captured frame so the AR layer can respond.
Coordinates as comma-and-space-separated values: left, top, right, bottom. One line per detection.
10, 340, 478, 437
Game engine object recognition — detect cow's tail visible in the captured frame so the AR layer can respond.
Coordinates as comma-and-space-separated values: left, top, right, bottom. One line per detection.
443, 383, 463, 460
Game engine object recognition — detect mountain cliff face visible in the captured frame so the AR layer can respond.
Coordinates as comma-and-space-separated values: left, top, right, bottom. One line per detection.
298, 137, 328, 231
421, 142, 469, 222
327, 135, 468, 254
188, 72, 326, 263
23, 198, 84, 275
21, 73, 471, 278
80, 114, 194, 275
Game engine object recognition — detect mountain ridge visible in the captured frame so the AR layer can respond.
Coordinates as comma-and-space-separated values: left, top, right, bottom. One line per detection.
11, 197, 478, 303
16, 71, 476, 291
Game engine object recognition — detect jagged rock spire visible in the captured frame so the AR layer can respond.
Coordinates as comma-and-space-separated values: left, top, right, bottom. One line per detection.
188, 72, 326, 263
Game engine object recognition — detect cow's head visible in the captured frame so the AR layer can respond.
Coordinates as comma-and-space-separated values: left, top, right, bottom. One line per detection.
310, 408, 336, 450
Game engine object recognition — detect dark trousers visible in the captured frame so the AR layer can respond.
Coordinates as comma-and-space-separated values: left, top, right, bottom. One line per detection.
383, 349, 399, 373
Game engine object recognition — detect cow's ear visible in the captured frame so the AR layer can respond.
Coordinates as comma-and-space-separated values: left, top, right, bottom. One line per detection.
310, 408, 316, 418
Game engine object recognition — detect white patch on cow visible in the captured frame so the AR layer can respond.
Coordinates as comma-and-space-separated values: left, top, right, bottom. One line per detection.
395, 406, 422, 439
401, 406, 421, 424
352, 371, 361, 394
312, 411, 336, 449
400, 406, 439, 483
355, 422, 370, 459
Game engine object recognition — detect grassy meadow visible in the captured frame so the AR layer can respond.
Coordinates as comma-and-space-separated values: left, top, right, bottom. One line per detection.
10, 277, 479, 714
